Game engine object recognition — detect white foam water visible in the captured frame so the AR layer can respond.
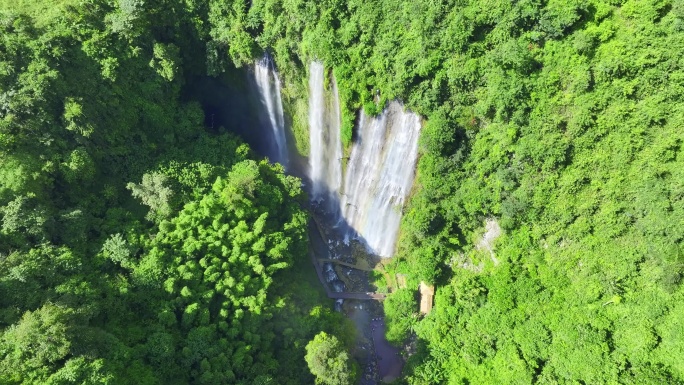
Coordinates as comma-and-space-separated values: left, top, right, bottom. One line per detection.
308, 62, 343, 214
307, 63, 421, 258
254, 56, 289, 168
340, 102, 421, 257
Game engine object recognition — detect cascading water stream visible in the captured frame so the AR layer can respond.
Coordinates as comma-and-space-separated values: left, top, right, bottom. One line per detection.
254, 56, 289, 168
305, 63, 415, 382
340, 102, 421, 257
308, 62, 343, 215
306, 62, 421, 258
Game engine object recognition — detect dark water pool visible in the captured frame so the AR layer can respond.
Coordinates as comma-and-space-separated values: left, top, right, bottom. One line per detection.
371, 318, 403, 382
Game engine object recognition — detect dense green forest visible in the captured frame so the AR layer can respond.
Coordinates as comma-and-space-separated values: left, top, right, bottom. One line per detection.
234, 0, 684, 383
0, 1, 351, 384
1, 0, 683, 384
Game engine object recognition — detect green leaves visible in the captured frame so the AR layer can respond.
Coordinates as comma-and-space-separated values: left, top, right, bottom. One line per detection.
0, 304, 72, 382
123, 160, 309, 383
384, 288, 418, 344
0, 2, 341, 385
305, 332, 358, 385
354, 0, 684, 382
207, 0, 259, 70
3, 0, 681, 383
127, 172, 176, 223
150, 42, 180, 82
101, 233, 132, 267
61, 147, 95, 184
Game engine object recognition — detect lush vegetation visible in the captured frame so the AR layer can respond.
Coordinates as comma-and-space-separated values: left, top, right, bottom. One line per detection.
305, 332, 359, 385
217, 0, 683, 383
3, 0, 684, 384
0, 1, 351, 384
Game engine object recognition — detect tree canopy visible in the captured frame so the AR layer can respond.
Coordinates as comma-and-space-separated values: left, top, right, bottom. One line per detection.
0, 1, 351, 384
305, 332, 359, 385
1, 0, 683, 384
218, 0, 684, 382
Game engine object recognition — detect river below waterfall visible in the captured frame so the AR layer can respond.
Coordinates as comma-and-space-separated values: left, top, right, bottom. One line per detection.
309, 211, 404, 384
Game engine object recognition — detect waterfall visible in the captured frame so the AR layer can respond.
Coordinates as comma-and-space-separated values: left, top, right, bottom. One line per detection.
340, 102, 421, 257
306, 62, 421, 258
308, 62, 343, 214
254, 56, 289, 168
